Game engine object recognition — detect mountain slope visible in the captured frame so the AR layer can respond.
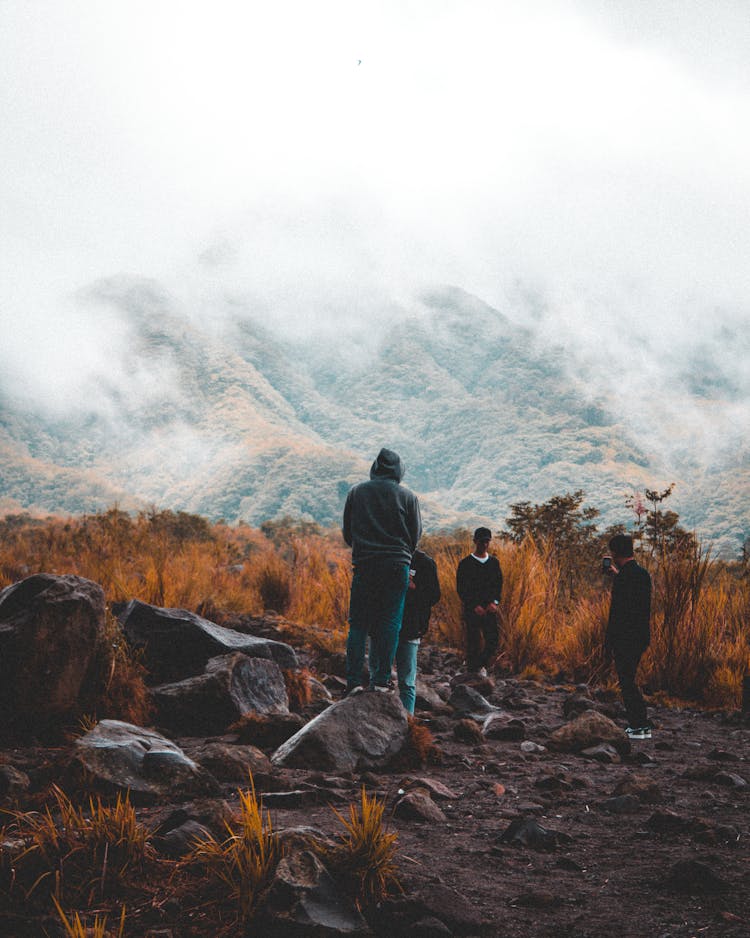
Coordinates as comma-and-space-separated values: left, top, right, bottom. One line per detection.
1, 278, 747, 553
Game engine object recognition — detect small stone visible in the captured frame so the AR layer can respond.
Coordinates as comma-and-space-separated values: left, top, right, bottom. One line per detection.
581, 744, 620, 764
394, 790, 448, 823
520, 740, 546, 754
601, 794, 640, 814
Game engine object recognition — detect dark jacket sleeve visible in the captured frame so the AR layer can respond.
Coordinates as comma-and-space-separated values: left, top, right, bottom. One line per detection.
408, 495, 423, 551
342, 488, 353, 547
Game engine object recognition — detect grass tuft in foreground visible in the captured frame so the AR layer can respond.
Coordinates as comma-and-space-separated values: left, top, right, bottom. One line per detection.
183, 779, 282, 922
326, 786, 400, 906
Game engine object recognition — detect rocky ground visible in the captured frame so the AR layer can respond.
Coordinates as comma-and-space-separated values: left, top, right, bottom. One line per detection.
1, 584, 749, 937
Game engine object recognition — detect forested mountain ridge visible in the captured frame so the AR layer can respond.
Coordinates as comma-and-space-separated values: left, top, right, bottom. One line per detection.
1, 277, 747, 554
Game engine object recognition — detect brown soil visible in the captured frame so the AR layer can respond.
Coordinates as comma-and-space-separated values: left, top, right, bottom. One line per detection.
2, 646, 749, 938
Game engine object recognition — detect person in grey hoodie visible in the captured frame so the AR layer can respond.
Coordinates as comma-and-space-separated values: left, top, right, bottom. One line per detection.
342, 448, 422, 693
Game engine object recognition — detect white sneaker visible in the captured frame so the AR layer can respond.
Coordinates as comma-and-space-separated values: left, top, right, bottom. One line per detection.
477, 667, 488, 678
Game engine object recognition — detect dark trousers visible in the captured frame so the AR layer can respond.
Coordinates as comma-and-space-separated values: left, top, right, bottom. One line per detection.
613, 643, 648, 728
464, 608, 499, 671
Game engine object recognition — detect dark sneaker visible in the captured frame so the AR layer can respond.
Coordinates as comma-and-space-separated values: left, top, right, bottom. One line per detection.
626, 726, 652, 740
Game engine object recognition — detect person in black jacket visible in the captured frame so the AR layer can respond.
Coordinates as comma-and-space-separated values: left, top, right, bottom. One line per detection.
392, 549, 440, 713
456, 527, 503, 675
604, 533, 652, 739
342, 448, 422, 693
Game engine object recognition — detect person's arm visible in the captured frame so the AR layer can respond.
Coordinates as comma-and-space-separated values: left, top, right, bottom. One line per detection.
408, 495, 423, 551
342, 489, 353, 547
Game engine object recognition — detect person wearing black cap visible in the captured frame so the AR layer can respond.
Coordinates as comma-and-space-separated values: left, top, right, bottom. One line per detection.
456, 527, 503, 676
342, 448, 422, 694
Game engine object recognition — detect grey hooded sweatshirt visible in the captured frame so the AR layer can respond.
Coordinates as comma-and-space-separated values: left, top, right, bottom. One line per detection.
342, 448, 422, 568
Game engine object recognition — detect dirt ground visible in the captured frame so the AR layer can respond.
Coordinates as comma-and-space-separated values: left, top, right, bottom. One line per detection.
2, 648, 749, 938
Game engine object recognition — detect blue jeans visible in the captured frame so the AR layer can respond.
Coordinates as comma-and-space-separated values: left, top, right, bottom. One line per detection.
395, 639, 419, 714
346, 562, 409, 689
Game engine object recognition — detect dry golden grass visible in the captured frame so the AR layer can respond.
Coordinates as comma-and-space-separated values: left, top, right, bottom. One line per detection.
184, 780, 282, 922
3, 785, 151, 908
1, 509, 748, 708
326, 787, 400, 906
53, 896, 126, 938
282, 667, 313, 712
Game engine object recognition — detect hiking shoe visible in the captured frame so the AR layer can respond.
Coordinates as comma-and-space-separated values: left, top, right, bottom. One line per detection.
370, 681, 394, 693
626, 726, 652, 740
345, 685, 364, 698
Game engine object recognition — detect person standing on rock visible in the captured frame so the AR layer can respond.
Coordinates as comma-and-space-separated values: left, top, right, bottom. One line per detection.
604, 533, 653, 740
343, 448, 422, 694
392, 547, 441, 714
456, 527, 503, 676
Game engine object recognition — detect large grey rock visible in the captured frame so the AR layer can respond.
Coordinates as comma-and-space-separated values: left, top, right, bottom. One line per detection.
67, 719, 219, 804
117, 599, 297, 683
0, 574, 105, 732
547, 710, 631, 756
152, 654, 289, 735
260, 847, 373, 936
272, 691, 409, 772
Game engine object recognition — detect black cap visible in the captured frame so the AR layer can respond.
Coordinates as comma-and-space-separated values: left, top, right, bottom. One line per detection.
473, 527, 492, 541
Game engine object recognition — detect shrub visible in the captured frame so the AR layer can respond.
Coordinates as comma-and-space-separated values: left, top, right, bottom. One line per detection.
184, 781, 282, 922
282, 668, 313, 712
325, 787, 400, 906
3, 786, 150, 907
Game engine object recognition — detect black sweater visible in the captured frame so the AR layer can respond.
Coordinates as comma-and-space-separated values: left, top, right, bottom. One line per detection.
400, 549, 441, 641
606, 559, 652, 651
456, 554, 503, 609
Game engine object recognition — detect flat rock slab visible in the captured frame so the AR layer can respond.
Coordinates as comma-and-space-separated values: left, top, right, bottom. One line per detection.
152, 653, 289, 735
118, 599, 297, 683
272, 691, 409, 772
67, 719, 219, 804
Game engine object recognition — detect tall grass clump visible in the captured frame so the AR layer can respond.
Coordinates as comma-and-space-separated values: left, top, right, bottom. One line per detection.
325, 787, 400, 906
495, 537, 559, 672
2, 786, 150, 907
184, 781, 282, 922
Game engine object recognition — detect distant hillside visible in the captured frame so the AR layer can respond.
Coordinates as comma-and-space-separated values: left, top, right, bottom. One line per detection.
1, 277, 748, 555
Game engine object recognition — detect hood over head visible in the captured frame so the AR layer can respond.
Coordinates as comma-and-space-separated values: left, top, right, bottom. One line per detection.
370, 447, 404, 482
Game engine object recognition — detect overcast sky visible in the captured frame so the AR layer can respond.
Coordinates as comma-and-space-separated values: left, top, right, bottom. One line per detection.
1, 1, 749, 447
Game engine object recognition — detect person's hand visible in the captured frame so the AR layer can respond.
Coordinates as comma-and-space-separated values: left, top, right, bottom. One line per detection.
486, 601, 499, 615
408, 579, 417, 590
473, 605, 486, 616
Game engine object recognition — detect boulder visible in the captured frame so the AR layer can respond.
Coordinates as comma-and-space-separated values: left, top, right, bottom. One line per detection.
181, 740, 274, 784
232, 712, 307, 749
414, 678, 446, 712
259, 847, 373, 936
151, 654, 289, 735
547, 710, 631, 755
272, 691, 409, 773
67, 719, 219, 804
0, 574, 105, 732
483, 712, 526, 741
117, 599, 297, 683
